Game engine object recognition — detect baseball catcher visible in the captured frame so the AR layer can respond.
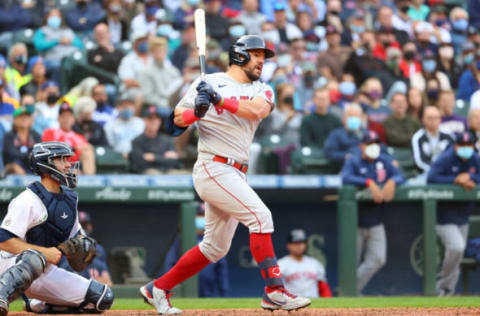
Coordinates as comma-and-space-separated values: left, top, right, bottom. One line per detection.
0, 142, 113, 315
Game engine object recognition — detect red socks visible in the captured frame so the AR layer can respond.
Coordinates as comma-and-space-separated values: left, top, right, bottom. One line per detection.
154, 245, 210, 291
250, 233, 284, 289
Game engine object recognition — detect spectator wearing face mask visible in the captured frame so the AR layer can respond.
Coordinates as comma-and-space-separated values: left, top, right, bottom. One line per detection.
410, 51, 451, 92
457, 42, 480, 101
399, 41, 421, 80
5, 43, 31, 92
300, 87, 341, 148
72, 96, 108, 147
64, 0, 106, 35
437, 43, 462, 89
33, 8, 83, 84
33, 81, 61, 135
383, 92, 422, 148
104, 94, 144, 156
438, 90, 467, 136
324, 103, 367, 164
413, 21, 437, 57
450, 7, 470, 55
338, 75, 356, 109
357, 78, 391, 124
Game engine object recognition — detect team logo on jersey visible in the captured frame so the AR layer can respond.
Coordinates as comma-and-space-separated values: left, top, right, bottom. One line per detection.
265, 90, 273, 101
60, 212, 68, 220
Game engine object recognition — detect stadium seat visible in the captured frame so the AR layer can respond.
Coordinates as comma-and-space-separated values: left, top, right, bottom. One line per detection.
461, 215, 480, 294
454, 100, 470, 118
257, 134, 297, 174
290, 146, 340, 174
95, 146, 130, 174
389, 147, 417, 178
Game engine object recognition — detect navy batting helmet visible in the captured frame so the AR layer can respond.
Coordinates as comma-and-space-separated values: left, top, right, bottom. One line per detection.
229, 35, 275, 66
30, 142, 79, 188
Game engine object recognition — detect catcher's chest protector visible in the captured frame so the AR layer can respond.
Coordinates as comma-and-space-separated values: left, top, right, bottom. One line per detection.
26, 181, 78, 247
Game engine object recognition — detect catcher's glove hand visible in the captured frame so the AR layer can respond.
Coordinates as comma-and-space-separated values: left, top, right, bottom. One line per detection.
57, 236, 97, 272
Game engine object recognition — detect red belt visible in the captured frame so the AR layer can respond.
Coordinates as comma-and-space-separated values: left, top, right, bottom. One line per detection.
213, 155, 248, 173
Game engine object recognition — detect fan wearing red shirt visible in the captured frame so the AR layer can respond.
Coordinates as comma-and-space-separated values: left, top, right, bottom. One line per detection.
42, 103, 96, 174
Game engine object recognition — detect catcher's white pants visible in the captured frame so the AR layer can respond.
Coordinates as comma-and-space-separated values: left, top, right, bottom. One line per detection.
357, 224, 387, 293
436, 223, 469, 293
193, 154, 274, 263
0, 255, 90, 306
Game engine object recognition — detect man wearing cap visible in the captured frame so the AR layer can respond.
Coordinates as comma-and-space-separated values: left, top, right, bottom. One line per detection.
42, 103, 96, 175
131, 105, 179, 174
278, 229, 332, 298
3, 104, 39, 175
341, 131, 404, 294
104, 94, 144, 156
131, 0, 163, 36
139, 37, 182, 113
427, 131, 480, 296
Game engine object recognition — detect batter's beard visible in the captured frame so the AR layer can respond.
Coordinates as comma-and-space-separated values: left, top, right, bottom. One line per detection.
243, 68, 260, 81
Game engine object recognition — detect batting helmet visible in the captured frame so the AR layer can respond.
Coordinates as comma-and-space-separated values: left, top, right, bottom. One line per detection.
30, 142, 79, 188
229, 35, 275, 66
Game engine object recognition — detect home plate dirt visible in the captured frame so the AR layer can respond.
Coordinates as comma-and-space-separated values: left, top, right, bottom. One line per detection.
8, 308, 480, 316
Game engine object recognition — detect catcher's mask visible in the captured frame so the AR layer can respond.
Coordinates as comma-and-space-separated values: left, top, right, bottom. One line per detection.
29, 142, 80, 188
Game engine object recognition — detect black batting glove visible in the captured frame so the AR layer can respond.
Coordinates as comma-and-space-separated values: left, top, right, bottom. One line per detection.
194, 91, 211, 118
196, 81, 222, 105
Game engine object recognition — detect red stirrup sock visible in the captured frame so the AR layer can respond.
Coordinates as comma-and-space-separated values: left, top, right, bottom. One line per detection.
250, 233, 284, 289
154, 245, 210, 291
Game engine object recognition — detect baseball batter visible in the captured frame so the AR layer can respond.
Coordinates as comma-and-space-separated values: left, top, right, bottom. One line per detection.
140, 35, 310, 314
0, 142, 114, 315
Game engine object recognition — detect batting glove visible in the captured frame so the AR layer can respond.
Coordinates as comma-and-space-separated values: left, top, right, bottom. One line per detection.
196, 81, 221, 105
194, 90, 211, 118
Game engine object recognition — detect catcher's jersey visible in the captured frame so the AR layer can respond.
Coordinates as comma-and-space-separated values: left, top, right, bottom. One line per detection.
176, 72, 274, 163
278, 255, 327, 298
0, 187, 80, 258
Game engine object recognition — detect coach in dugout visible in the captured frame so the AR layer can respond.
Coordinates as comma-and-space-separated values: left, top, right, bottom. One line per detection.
427, 131, 480, 296
341, 131, 404, 294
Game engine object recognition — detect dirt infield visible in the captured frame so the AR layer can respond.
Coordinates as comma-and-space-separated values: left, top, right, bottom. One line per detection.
8, 308, 480, 316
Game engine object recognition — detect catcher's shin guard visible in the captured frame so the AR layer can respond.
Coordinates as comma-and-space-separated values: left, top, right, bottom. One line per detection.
79, 280, 114, 313
0, 250, 47, 315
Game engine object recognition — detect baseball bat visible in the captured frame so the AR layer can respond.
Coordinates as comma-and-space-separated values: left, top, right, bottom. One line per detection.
194, 8, 206, 81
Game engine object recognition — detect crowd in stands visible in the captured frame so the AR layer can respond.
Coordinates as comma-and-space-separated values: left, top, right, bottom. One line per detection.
0, 0, 478, 177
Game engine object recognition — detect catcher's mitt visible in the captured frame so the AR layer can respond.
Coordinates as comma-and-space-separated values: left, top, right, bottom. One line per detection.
57, 236, 97, 272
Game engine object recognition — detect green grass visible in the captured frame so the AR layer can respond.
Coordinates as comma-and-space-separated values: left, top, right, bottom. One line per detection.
9, 297, 480, 311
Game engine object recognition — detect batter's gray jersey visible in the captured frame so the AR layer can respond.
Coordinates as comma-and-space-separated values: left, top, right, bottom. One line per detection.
176, 73, 275, 163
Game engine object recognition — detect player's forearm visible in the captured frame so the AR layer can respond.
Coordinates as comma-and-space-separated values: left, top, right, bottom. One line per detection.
0, 237, 48, 256
235, 99, 271, 120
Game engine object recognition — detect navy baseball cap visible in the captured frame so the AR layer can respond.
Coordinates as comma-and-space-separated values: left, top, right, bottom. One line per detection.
142, 105, 162, 118
287, 229, 307, 243
58, 102, 73, 115
362, 130, 381, 144
455, 131, 475, 145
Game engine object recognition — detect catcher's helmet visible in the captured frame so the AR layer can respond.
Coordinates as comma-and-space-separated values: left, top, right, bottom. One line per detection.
30, 142, 79, 188
229, 35, 275, 66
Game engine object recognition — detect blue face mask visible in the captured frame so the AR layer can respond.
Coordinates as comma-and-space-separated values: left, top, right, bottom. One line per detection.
195, 216, 205, 230
456, 146, 474, 160
465, 53, 475, 65
187, 0, 199, 5
339, 81, 356, 96
47, 16, 61, 29
351, 25, 365, 33
146, 5, 159, 17
422, 60, 436, 73
229, 25, 247, 38
453, 19, 468, 32
119, 108, 134, 120
346, 116, 361, 131
136, 41, 148, 53
157, 24, 173, 38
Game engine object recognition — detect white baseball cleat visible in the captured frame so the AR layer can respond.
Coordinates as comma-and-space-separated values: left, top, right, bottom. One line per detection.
261, 287, 311, 311
140, 281, 182, 315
